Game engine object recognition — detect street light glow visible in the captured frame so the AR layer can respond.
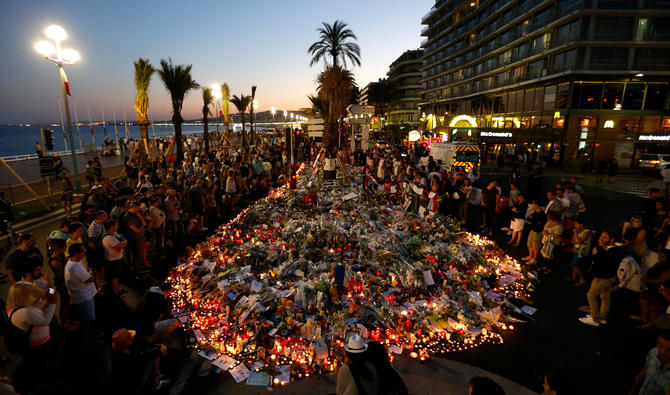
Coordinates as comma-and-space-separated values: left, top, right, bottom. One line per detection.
35, 41, 55, 57
61, 48, 80, 64
271, 106, 276, 116
635, 73, 644, 77
45, 25, 67, 41
283, 111, 287, 117
253, 99, 258, 110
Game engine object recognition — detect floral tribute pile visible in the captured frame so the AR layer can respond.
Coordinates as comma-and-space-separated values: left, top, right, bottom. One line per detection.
167, 164, 532, 386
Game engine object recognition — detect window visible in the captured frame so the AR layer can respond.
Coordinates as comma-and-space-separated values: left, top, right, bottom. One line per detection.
593, 17, 634, 40
574, 83, 603, 109
589, 47, 628, 70
533, 87, 544, 111
645, 84, 669, 111
602, 84, 624, 110
524, 89, 534, 112
529, 58, 546, 78
636, 18, 649, 41
634, 48, 670, 70
544, 85, 557, 111
564, 49, 577, 69
554, 52, 565, 71
508, 92, 517, 113
623, 83, 644, 110
556, 84, 570, 109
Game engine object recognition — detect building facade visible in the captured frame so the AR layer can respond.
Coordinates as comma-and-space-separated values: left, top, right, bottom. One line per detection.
420, 0, 670, 167
387, 49, 423, 128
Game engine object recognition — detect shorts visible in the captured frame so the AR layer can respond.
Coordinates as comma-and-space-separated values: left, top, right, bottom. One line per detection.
527, 230, 542, 250
74, 298, 96, 321
104, 258, 125, 280
510, 218, 525, 232
571, 253, 584, 268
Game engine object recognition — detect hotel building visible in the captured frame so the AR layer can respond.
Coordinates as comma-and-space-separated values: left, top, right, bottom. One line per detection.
420, 0, 670, 167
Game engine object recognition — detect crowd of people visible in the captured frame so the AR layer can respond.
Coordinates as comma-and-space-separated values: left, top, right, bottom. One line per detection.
0, 136, 308, 394
2, 134, 669, 394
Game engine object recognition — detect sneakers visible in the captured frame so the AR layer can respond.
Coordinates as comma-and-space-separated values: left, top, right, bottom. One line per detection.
522, 256, 532, 261
578, 316, 600, 326
585, 314, 606, 324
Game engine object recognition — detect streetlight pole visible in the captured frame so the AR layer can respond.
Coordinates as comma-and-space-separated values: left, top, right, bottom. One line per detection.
35, 25, 82, 193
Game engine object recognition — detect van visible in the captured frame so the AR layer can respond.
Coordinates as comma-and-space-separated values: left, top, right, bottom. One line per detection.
639, 153, 670, 173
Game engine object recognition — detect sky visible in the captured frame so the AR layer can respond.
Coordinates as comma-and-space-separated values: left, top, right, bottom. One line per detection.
0, 0, 433, 124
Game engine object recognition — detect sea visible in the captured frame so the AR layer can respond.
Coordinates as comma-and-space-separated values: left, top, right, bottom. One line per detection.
0, 124, 222, 158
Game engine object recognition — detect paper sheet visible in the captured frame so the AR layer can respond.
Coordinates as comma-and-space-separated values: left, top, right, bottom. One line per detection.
229, 363, 251, 383
246, 371, 271, 386
198, 349, 217, 360
212, 354, 237, 370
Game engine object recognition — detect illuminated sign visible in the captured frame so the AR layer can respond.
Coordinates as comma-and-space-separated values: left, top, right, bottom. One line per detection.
639, 135, 670, 141
408, 130, 421, 142
480, 131, 513, 138
604, 120, 614, 129
553, 111, 561, 119
449, 115, 478, 128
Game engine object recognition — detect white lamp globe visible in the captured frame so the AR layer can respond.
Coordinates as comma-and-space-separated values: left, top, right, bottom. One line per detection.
45, 25, 67, 41
62, 48, 80, 63
35, 41, 55, 56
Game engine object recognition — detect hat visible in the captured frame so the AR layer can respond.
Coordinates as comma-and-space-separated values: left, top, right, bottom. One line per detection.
344, 334, 368, 354
112, 328, 136, 352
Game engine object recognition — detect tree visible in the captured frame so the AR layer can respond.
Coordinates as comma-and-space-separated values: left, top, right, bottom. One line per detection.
366, 79, 398, 121
156, 58, 199, 166
308, 20, 361, 68
202, 87, 213, 154
133, 58, 154, 158
307, 94, 327, 119
249, 85, 257, 146
317, 65, 356, 153
230, 94, 252, 149
220, 83, 231, 145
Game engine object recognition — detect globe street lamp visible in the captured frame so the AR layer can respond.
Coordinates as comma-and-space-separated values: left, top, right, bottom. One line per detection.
271, 106, 276, 123
35, 24, 82, 193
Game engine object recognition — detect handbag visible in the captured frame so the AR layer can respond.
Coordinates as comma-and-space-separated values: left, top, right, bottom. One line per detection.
541, 238, 556, 260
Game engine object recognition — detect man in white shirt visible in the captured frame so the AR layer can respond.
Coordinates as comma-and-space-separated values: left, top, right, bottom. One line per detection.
148, 196, 166, 252
102, 219, 127, 295
65, 242, 97, 349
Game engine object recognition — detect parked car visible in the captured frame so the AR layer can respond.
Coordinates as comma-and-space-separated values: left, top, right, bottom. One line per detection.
639, 153, 670, 173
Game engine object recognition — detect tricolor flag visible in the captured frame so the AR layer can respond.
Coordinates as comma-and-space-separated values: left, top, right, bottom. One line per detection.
63, 72, 71, 96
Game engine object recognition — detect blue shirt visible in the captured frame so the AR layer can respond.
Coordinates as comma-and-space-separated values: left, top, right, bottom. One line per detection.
640, 347, 670, 395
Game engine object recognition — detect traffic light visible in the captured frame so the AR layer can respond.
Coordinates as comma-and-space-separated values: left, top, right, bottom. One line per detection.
44, 129, 54, 150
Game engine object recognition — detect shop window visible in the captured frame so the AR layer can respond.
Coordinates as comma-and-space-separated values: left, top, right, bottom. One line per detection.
544, 85, 557, 112
663, 118, 670, 132
621, 119, 639, 132
645, 84, 669, 111
556, 83, 570, 109
524, 89, 534, 112
602, 84, 624, 110
623, 83, 644, 110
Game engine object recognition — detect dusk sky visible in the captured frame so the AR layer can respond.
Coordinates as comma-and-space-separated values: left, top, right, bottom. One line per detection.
0, 0, 432, 124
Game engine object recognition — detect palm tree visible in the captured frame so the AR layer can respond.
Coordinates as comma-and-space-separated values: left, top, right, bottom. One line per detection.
249, 85, 257, 146
202, 87, 213, 154
317, 65, 356, 153
132, 58, 154, 158
220, 83, 231, 145
230, 94, 252, 149
156, 58, 199, 165
308, 20, 361, 68
307, 94, 327, 118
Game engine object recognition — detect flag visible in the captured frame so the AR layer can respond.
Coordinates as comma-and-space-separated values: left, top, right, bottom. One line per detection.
63, 72, 71, 96
219, 110, 223, 117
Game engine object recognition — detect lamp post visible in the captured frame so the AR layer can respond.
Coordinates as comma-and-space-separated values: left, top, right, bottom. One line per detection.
271, 106, 276, 123
211, 83, 222, 144
35, 25, 82, 193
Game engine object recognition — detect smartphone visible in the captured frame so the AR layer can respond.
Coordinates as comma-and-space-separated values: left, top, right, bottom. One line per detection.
49, 288, 55, 295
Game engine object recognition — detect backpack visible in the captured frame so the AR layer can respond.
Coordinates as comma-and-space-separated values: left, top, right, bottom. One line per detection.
4, 307, 33, 355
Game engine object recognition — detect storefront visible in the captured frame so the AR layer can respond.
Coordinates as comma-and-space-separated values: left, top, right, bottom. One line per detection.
448, 127, 565, 166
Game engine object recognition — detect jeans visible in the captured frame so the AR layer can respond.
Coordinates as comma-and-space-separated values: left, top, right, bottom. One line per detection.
587, 277, 615, 322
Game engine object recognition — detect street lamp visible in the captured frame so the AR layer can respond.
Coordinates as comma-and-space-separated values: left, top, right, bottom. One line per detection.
35, 24, 82, 193
271, 106, 276, 123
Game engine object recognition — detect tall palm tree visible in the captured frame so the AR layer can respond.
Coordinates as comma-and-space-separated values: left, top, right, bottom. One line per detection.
133, 58, 154, 158
249, 85, 257, 146
202, 87, 213, 154
230, 94, 252, 149
317, 65, 356, 153
220, 83, 231, 145
156, 58, 199, 165
308, 20, 361, 68
307, 94, 327, 118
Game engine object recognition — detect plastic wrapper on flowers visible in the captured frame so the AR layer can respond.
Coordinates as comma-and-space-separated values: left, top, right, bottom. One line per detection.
167, 164, 533, 386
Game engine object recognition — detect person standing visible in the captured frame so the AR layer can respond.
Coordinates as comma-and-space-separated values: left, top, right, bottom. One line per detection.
0, 191, 14, 252
482, 181, 499, 236
527, 162, 545, 200
6, 281, 57, 393
101, 219, 127, 295
6, 233, 42, 283
508, 193, 528, 247
64, 243, 97, 345
570, 218, 592, 286
124, 202, 149, 271
148, 196, 166, 256
523, 201, 546, 265
627, 331, 670, 395
578, 229, 623, 326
